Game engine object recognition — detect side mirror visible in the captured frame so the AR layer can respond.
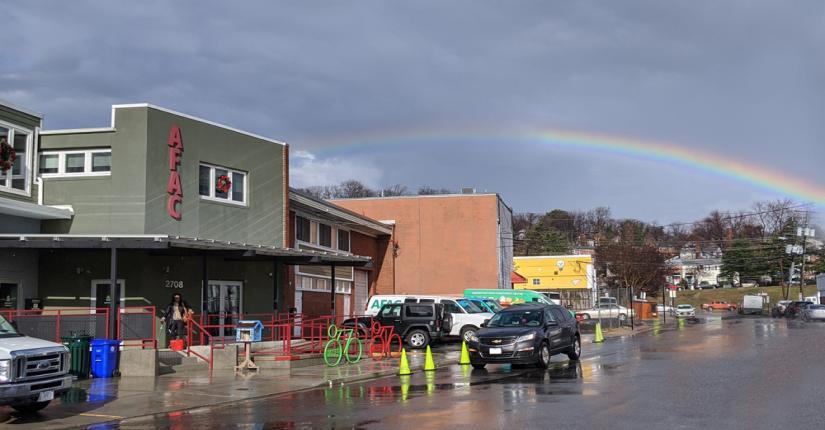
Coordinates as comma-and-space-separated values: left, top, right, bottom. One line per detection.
481, 319, 490, 328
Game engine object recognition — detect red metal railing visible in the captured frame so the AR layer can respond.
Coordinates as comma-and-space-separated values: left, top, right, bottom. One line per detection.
186, 318, 225, 370
0, 308, 110, 342
117, 306, 157, 348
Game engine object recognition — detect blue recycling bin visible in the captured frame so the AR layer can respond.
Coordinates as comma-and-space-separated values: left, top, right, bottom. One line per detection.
90, 339, 120, 378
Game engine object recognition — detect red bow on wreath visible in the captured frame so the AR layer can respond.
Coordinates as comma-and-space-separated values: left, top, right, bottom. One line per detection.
216, 174, 232, 194
0, 138, 16, 174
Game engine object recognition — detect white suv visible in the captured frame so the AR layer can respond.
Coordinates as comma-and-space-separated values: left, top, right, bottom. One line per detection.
365, 295, 493, 342
0, 315, 72, 413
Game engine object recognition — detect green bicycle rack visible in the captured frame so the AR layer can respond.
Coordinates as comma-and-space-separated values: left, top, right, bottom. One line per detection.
323, 324, 363, 367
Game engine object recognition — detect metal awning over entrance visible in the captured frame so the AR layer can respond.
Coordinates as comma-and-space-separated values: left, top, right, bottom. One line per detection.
0, 234, 371, 337
0, 234, 371, 266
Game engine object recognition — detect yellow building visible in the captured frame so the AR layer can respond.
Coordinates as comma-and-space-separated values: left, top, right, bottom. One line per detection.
513, 255, 596, 309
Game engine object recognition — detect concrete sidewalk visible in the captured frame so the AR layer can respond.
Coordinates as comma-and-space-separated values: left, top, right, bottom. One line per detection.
1, 348, 460, 429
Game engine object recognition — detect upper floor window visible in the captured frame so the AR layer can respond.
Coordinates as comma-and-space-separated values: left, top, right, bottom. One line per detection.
296, 216, 311, 242
337, 229, 350, 252
198, 163, 246, 205
318, 223, 332, 247
0, 123, 32, 194
532, 278, 541, 285
38, 149, 112, 178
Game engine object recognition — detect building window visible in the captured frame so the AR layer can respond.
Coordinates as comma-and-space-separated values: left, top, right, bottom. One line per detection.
335, 280, 352, 294
198, 163, 247, 205
38, 149, 112, 178
0, 123, 33, 194
296, 216, 311, 242
532, 278, 541, 285
318, 223, 332, 247
337, 229, 350, 252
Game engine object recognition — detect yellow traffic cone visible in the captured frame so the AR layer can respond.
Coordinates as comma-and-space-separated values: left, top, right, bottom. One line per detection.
424, 345, 436, 371
459, 341, 471, 365
398, 348, 412, 376
594, 322, 604, 343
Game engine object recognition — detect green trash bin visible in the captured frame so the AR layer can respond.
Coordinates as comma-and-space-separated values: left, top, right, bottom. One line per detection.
61, 334, 92, 378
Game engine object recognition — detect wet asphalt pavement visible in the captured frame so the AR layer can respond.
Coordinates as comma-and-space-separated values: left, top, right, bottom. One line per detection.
101, 315, 825, 429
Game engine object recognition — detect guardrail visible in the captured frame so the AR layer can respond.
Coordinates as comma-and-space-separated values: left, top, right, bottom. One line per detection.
0, 308, 110, 342
117, 306, 157, 348
186, 317, 225, 370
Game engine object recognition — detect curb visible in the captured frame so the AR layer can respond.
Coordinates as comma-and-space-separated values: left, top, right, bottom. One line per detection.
321, 356, 460, 386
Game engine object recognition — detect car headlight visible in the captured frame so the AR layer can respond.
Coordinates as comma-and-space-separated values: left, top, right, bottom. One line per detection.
516, 333, 535, 342
0, 360, 10, 383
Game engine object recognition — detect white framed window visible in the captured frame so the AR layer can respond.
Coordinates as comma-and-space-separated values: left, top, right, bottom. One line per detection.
0, 121, 34, 195
198, 162, 247, 205
318, 223, 332, 247
337, 229, 350, 252
38, 149, 112, 178
295, 275, 352, 294
335, 280, 352, 294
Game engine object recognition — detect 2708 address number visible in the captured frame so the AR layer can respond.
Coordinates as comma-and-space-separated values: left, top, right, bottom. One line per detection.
164, 280, 184, 289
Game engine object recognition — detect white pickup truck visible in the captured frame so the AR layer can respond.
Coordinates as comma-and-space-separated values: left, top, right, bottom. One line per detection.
0, 315, 72, 413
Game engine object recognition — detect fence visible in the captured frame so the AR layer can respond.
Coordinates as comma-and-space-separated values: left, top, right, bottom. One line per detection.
118, 306, 157, 348
0, 308, 110, 343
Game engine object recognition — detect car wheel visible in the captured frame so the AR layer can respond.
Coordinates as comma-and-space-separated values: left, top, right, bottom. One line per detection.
580, 313, 591, 320
471, 363, 486, 370
407, 329, 429, 349
11, 400, 50, 414
617, 313, 627, 322
460, 326, 478, 343
567, 336, 581, 361
537, 342, 552, 368
729, 307, 735, 312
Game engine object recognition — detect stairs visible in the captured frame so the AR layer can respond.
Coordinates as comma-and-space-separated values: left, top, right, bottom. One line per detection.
158, 349, 207, 374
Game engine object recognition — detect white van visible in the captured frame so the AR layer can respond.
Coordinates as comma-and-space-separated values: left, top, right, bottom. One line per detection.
365, 295, 493, 342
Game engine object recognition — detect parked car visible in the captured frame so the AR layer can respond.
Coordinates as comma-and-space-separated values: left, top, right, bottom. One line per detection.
469, 298, 503, 314
0, 315, 73, 413
656, 304, 674, 315
577, 304, 634, 321
371, 302, 450, 349
466, 304, 580, 369
739, 295, 765, 315
674, 304, 696, 318
784, 301, 814, 319
771, 300, 793, 317
801, 304, 825, 322
365, 295, 493, 343
698, 281, 717, 290
702, 301, 736, 311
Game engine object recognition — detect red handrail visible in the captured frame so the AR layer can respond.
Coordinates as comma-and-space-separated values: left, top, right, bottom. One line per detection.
186, 318, 225, 371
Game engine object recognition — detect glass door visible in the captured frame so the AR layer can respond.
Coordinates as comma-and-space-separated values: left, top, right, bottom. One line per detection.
206, 281, 243, 338
0, 282, 19, 310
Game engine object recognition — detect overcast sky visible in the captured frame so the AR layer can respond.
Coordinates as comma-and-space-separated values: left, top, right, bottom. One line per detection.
3, 1, 823, 225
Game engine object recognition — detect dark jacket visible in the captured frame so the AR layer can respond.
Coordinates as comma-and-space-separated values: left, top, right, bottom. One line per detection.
164, 301, 192, 326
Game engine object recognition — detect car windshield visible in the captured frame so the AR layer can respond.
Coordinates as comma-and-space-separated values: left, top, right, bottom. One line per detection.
487, 310, 543, 327
0, 315, 21, 338
677, 305, 692, 309
456, 298, 486, 313
483, 299, 503, 312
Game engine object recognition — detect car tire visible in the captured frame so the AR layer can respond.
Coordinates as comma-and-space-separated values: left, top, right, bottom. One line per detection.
617, 313, 627, 322
460, 326, 478, 343
566, 336, 581, 361
471, 363, 486, 370
728, 307, 735, 312
11, 400, 50, 414
537, 342, 552, 369
580, 313, 591, 320
406, 329, 430, 349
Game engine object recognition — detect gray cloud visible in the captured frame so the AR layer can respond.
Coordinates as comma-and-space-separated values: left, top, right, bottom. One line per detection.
2, 0, 822, 222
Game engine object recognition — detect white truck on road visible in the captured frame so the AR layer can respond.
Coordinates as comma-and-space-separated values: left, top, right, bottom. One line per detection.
0, 315, 72, 413
740, 295, 765, 315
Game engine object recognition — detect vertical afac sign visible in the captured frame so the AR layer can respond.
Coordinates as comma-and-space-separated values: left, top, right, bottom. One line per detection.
166, 125, 183, 220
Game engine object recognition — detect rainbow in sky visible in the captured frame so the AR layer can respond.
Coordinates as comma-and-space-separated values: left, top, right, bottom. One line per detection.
307, 127, 825, 207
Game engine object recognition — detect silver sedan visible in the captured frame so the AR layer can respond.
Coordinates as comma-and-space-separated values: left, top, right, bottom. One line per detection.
801, 305, 825, 322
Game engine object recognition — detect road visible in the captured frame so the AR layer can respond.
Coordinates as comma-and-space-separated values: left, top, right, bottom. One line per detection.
109, 316, 825, 429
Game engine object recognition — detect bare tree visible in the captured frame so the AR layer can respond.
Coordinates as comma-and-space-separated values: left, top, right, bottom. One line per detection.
595, 242, 668, 296
380, 184, 409, 197
417, 186, 453, 195
337, 180, 377, 198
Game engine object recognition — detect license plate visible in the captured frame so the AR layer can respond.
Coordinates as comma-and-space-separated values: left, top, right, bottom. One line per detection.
38, 390, 54, 402
489, 347, 502, 355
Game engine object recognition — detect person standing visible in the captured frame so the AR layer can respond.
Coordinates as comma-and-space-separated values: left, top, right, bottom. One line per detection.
164, 293, 192, 343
